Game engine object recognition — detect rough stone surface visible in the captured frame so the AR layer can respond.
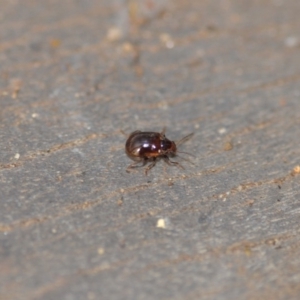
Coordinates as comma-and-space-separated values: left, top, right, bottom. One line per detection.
0, 1, 300, 299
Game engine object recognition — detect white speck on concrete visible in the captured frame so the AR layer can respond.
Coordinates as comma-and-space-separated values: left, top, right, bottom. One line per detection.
285, 36, 299, 48
218, 128, 227, 135
156, 218, 166, 229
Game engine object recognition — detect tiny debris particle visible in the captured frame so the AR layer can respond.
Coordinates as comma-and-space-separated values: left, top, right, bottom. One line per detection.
293, 165, 300, 174
237, 185, 243, 191
284, 36, 299, 48
266, 238, 279, 246
31, 113, 38, 118
247, 199, 255, 206
122, 42, 135, 53
14, 153, 20, 160
218, 127, 227, 135
97, 247, 105, 255
156, 218, 166, 229
10, 79, 22, 99
117, 197, 123, 206
223, 141, 233, 151
49, 38, 61, 48
167, 178, 174, 186
107, 27, 123, 42
159, 33, 175, 49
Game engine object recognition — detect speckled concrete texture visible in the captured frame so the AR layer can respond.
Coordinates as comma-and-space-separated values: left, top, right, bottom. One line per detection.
0, 1, 300, 299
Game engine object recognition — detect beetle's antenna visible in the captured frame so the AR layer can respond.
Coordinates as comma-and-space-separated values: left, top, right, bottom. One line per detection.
176, 150, 196, 158
175, 132, 194, 147
160, 127, 167, 136
174, 154, 196, 165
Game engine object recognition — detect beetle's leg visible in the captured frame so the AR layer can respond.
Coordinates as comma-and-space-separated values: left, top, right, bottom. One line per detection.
160, 127, 167, 137
175, 132, 194, 147
144, 158, 157, 175
126, 159, 147, 173
162, 156, 184, 169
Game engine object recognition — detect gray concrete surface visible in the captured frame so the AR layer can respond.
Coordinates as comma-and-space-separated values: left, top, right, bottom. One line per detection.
0, 0, 300, 299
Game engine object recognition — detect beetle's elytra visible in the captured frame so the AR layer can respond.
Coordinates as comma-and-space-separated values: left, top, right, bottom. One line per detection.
125, 128, 193, 175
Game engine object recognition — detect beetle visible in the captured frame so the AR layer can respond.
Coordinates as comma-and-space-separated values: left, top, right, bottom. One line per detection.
125, 128, 193, 175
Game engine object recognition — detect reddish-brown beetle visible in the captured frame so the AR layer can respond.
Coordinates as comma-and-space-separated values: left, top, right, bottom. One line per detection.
125, 128, 193, 175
